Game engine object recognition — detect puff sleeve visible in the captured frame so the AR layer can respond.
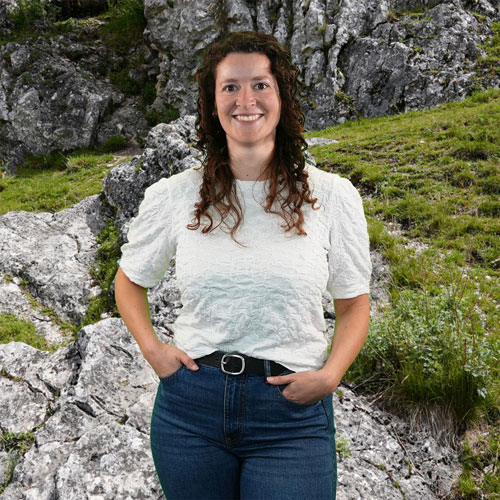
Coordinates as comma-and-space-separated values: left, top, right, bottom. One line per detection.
118, 178, 175, 288
327, 176, 372, 299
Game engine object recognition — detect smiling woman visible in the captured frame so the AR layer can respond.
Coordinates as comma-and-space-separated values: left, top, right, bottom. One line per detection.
213, 52, 282, 180
115, 30, 372, 500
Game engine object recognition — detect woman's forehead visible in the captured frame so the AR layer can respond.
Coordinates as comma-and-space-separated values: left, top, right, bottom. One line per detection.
215, 53, 274, 82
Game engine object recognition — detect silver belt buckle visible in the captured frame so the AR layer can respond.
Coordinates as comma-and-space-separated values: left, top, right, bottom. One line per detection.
221, 353, 245, 375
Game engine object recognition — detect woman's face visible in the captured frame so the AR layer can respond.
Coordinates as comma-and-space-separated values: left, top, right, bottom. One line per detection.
213, 52, 281, 149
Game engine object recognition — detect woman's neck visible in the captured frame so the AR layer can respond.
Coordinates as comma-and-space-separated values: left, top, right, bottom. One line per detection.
227, 139, 275, 181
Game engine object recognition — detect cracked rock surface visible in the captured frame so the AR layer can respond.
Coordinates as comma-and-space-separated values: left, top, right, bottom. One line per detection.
145, 0, 499, 130
0, 195, 110, 324
0, 275, 67, 345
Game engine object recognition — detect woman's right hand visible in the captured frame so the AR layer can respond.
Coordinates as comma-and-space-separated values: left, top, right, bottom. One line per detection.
142, 340, 199, 378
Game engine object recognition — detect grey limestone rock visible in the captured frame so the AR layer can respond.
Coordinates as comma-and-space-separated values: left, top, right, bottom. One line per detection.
334, 385, 461, 498
0, 317, 461, 499
0, 33, 151, 175
144, 0, 499, 131
0, 318, 163, 500
103, 115, 202, 225
0, 195, 109, 324
0, 275, 67, 345
0, 378, 48, 433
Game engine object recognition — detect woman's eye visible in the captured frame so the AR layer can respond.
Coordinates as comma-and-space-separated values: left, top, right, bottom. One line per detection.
222, 82, 269, 92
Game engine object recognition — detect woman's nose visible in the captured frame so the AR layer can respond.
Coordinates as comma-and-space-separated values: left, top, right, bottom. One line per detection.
236, 86, 256, 107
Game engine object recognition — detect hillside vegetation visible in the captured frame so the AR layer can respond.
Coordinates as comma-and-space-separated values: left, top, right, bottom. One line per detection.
305, 88, 500, 498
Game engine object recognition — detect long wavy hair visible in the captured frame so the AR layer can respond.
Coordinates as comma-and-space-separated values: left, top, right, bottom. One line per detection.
187, 31, 319, 244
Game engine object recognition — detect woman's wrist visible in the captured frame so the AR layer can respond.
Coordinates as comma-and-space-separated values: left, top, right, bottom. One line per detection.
139, 335, 164, 359
319, 365, 343, 393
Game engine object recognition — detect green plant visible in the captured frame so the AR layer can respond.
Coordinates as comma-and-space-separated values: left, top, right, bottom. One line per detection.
336, 437, 352, 460
145, 107, 180, 126
109, 69, 141, 95
9, 0, 61, 31
0, 430, 35, 494
346, 276, 499, 427
80, 220, 121, 327
98, 136, 129, 153
0, 313, 53, 351
141, 80, 157, 106
99, 0, 147, 55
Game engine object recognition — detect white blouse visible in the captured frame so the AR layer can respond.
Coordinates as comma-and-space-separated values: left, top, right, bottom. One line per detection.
118, 163, 372, 372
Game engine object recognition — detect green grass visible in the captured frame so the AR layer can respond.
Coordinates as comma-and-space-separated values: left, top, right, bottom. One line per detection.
0, 144, 130, 215
80, 220, 121, 328
0, 313, 52, 351
0, 430, 35, 494
476, 21, 500, 80
0, 146, 127, 334
97, 0, 147, 55
305, 87, 500, 497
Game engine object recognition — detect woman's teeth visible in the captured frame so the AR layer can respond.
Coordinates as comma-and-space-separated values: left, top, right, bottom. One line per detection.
235, 115, 261, 121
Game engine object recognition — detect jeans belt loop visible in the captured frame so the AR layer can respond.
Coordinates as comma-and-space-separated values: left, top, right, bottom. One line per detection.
220, 353, 246, 375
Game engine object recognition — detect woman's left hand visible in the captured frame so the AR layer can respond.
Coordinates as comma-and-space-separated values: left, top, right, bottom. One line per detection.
266, 369, 338, 405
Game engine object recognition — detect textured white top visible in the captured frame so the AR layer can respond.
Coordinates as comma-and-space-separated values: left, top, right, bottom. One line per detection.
118, 163, 371, 372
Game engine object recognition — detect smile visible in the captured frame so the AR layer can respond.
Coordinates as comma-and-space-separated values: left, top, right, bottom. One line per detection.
233, 114, 263, 122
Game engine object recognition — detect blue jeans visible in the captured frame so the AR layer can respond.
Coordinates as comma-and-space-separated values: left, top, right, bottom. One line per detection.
150, 354, 337, 500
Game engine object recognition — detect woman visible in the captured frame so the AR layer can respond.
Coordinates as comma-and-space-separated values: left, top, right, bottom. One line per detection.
115, 31, 371, 500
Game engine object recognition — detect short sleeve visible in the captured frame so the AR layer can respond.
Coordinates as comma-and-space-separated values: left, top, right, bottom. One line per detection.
327, 177, 372, 299
118, 178, 175, 288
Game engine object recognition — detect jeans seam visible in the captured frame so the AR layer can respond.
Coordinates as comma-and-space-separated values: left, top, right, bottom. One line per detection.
321, 398, 330, 433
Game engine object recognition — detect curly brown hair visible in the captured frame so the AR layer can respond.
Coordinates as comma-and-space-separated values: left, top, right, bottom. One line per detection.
187, 31, 319, 245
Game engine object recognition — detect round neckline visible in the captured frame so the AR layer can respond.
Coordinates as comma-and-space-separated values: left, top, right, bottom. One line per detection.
234, 178, 269, 183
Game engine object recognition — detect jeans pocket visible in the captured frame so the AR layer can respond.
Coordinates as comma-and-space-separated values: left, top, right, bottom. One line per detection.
273, 369, 321, 408
159, 364, 185, 382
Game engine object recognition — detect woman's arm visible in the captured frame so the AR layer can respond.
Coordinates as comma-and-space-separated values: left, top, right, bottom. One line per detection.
114, 267, 199, 377
266, 293, 370, 404
322, 293, 370, 390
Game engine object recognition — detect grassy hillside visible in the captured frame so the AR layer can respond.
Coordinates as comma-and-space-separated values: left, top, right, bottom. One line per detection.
305, 87, 500, 498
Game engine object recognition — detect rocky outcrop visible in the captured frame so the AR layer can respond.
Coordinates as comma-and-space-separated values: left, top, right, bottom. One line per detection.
103, 115, 202, 226
0, 30, 153, 175
0, 316, 461, 499
1, 0, 499, 174
0, 194, 111, 324
146, 0, 499, 129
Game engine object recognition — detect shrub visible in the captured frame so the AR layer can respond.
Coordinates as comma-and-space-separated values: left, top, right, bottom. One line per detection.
347, 284, 499, 426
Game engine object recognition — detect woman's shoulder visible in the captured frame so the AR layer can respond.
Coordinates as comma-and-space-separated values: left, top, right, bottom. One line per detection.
149, 166, 203, 200
305, 162, 359, 203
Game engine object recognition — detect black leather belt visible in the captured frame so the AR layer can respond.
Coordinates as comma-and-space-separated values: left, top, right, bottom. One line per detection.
194, 351, 289, 377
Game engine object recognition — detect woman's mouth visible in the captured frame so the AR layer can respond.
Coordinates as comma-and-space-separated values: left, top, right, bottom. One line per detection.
233, 114, 263, 123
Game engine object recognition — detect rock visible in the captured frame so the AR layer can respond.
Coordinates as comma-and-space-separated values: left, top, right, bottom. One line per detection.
0, 318, 163, 499
144, 0, 499, 131
0, 275, 67, 345
0, 378, 48, 433
0, 195, 109, 324
306, 137, 340, 146
102, 115, 202, 225
0, 34, 151, 175
339, 2, 490, 118
0, 341, 79, 401
334, 385, 461, 498
0, 315, 461, 499
1, 0, 499, 173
